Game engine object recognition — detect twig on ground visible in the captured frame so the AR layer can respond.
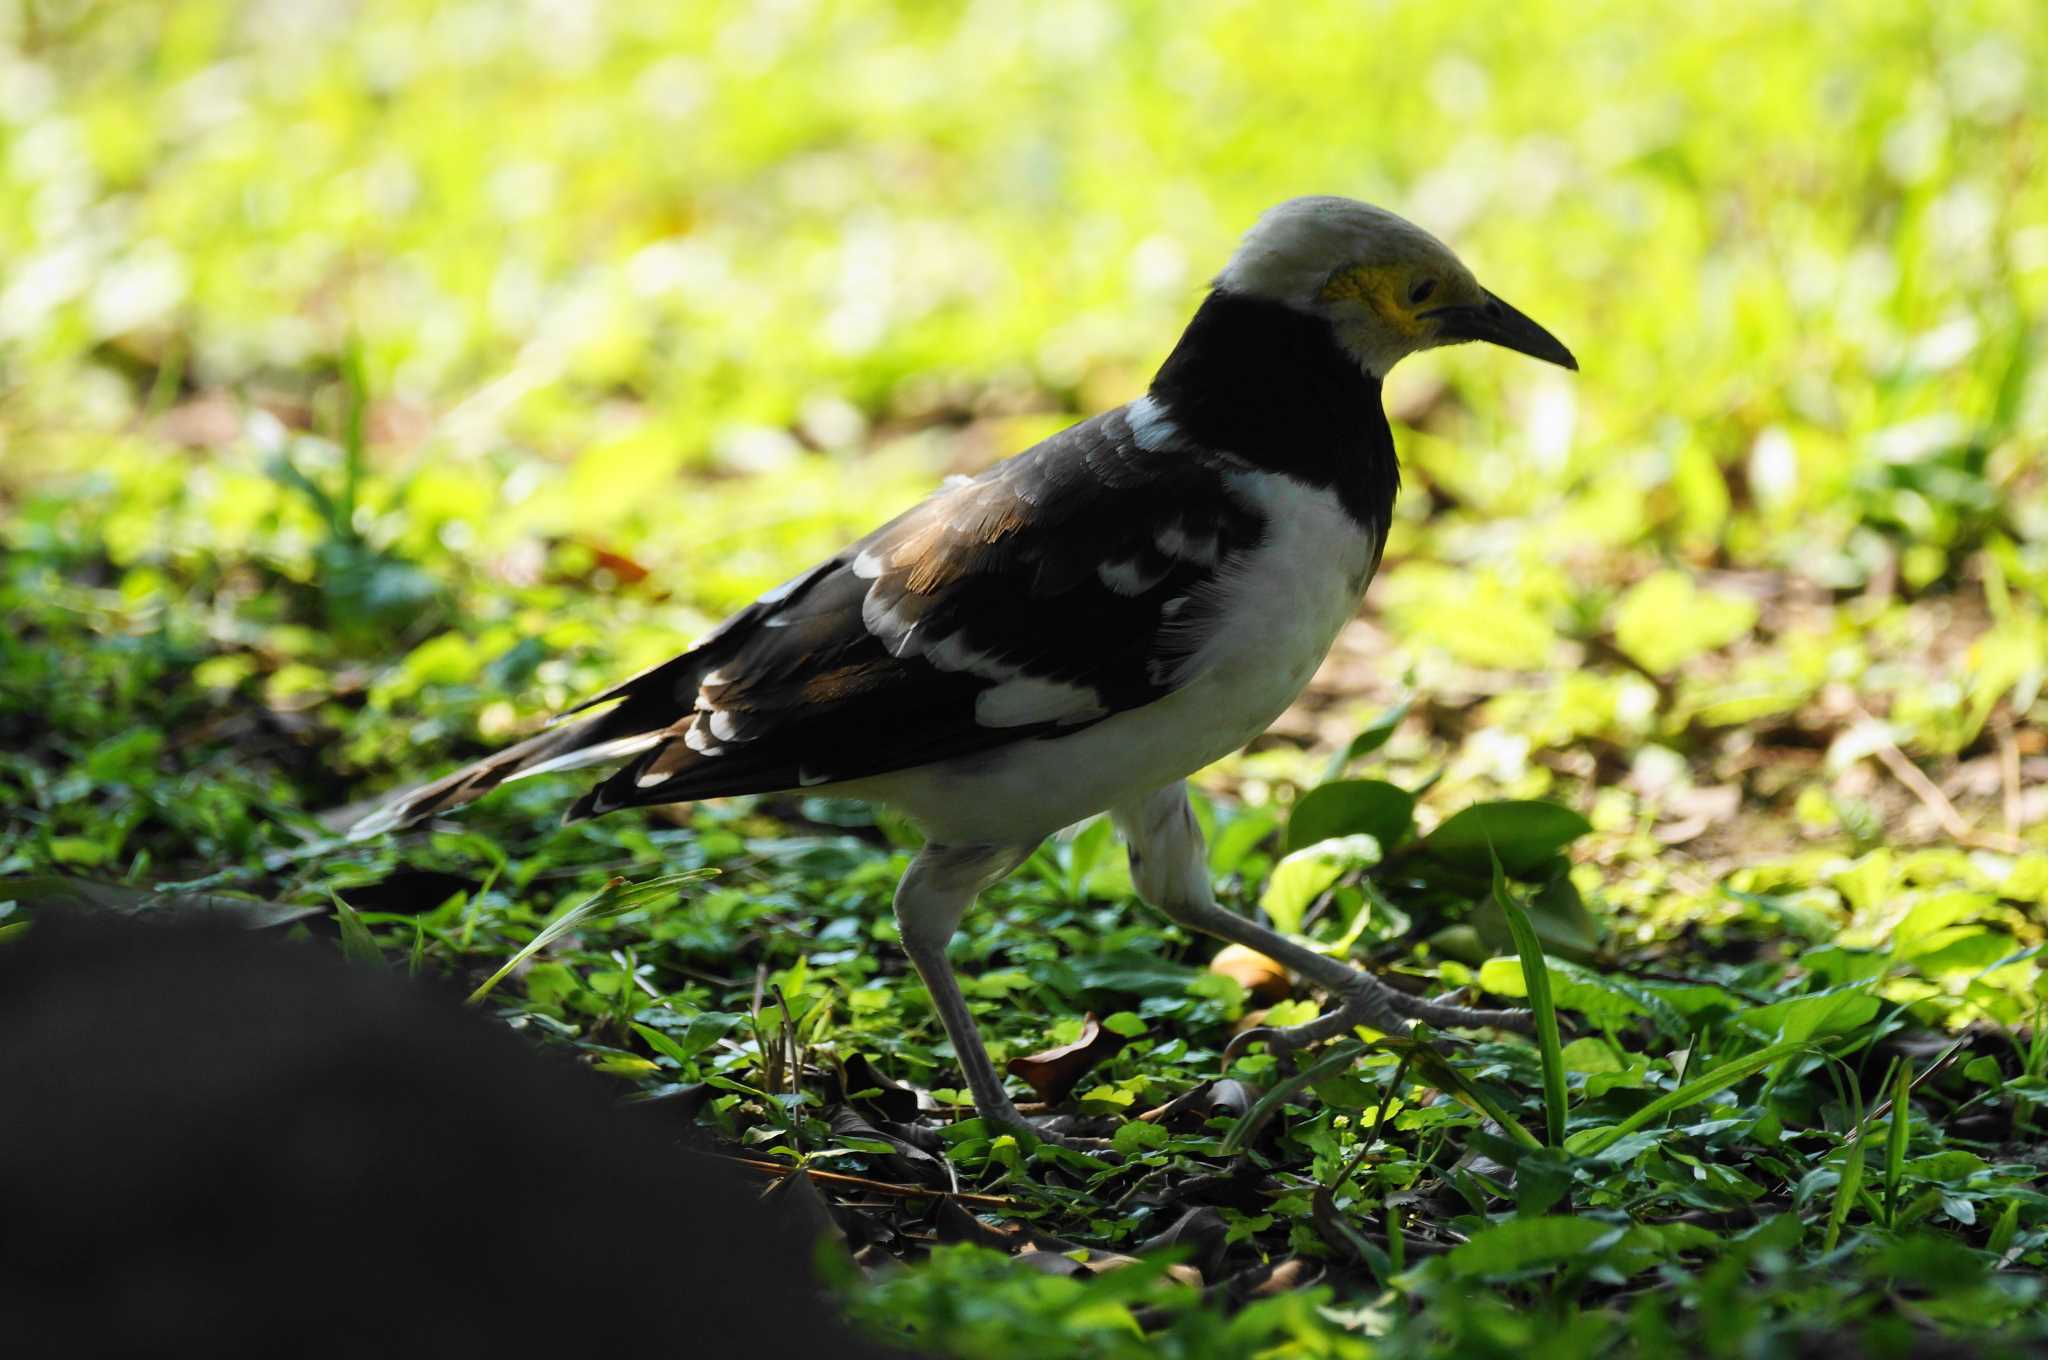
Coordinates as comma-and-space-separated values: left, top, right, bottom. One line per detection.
1853, 707, 2024, 854
1998, 722, 2024, 842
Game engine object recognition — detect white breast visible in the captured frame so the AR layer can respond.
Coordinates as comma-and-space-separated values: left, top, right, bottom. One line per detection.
863, 472, 1382, 846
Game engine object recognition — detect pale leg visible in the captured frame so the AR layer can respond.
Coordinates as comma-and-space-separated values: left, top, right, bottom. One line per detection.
892, 842, 1039, 1135
1111, 783, 1531, 1055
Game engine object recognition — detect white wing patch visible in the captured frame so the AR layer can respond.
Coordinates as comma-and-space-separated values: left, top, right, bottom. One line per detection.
975, 676, 1108, 729
1157, 520, 1221, 566
1097, 557, 1168, 596
922, 630, 1013, 680
1124, 394, 1183, 452
860, 586, 925, 658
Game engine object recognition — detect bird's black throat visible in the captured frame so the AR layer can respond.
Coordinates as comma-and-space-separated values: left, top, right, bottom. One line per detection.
1148, 289, 1399, 530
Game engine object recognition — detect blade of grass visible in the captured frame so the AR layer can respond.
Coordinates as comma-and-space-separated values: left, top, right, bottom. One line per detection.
1883, 1058, 1912, 1226
465, 871, 712, 1006
1824, 1066, 1871, 1251
1571, 1038, 1814, 1156
1987, 1199, 2020, 1259
330, 893, 383, 965
1403, 1038, 1544, 1151
1222, 1040, 1370, 1154
1494, 858, 1567, 1147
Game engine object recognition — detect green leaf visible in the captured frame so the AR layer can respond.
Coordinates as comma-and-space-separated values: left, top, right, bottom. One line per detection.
632, 1012, 744, 1066
1464, 871, 1603, 961
1422, 801, 1593, 876
1113, 1120, 1170, 1155
1494, 861, 1567, 1148
331, 895, 383, 966
1825, 1130, 1869, 1251
1883, 1059, 1912, 1225
1559, 1038, 1624, 1074
1568, 1038, 1814, 1157
1222, 1040, 1370, 1153
1259, 835, 1380, 935
1987, 1199, 2021, 1257
466, 872, 711, 1006
1403, 1040, 1543, 1150
1740, 986, 1882, 1043
1285, 779, 1415, 853
1322, 700, 1412, 780
1209, 805, 1282, 877
1446, 1216, 1614, 1277
1476, 955, 1669, 1032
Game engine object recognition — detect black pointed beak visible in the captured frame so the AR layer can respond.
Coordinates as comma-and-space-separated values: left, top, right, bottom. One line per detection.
1429, 290, 1578, 370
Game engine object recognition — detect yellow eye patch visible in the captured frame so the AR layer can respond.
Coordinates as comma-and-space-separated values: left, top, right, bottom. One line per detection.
1317, 264, 1427, 336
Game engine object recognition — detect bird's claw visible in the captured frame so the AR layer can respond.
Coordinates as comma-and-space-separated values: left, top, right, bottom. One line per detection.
985, 1109, 1120, 1156
1222, 972, 1533, 1073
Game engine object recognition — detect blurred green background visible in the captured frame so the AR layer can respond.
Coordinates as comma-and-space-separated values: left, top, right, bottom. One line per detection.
7, 4, 2048, 1353
6, 0, 2043, 857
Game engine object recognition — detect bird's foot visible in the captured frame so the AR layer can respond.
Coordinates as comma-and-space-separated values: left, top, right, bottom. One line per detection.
1223, 970, 1532, 1070
981, 1105, 1119, 1155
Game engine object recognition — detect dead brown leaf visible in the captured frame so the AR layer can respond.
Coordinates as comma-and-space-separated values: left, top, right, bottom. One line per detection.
1209, 944, 1292, 1003
1005, 1013, 1127, 1104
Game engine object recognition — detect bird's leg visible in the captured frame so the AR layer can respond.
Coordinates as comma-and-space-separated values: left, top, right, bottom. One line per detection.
892, 841, 1073, 1144
1111, 784, 1531, 1068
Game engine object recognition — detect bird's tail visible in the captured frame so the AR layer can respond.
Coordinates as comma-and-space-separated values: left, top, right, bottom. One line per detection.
346, 712, 666, 840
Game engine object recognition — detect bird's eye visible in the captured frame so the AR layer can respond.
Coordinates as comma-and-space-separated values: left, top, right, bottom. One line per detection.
1409, 278, 1438, 306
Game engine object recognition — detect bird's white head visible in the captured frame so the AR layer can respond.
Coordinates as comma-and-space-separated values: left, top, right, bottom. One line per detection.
1215, 195, 1577, 379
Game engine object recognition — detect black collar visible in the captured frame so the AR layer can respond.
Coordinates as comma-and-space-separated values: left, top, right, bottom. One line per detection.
1147, 290, 1399, 529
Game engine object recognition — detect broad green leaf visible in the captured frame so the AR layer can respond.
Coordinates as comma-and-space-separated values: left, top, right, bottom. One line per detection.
1259, 835, 1380, 935
1422, 802, 1593, 876
1209, 805, 1282, 877
1285, 779, 1415, 853
633, 1012, 745, 1065
1446, 1216, 1614, 1277
1476, 956, 1668, 1031
1739, 986, 1881, 1043
1560, 1037, 1624, 1074
1403, 1041, 1543, 1150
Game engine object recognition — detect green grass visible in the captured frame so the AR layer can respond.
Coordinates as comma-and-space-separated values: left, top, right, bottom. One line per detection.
4, 0, 2048, 1355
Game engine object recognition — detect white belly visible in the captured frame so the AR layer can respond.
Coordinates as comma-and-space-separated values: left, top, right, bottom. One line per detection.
859, 472, 1381, 846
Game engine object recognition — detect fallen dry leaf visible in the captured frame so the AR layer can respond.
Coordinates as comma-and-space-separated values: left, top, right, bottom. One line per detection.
1209, 943, 1292, 1003
1006, 1013, 1128, 1103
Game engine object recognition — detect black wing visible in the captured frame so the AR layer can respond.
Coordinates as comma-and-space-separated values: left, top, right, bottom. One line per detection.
567, 405, 1269, 816
352, 406, 1267, 834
